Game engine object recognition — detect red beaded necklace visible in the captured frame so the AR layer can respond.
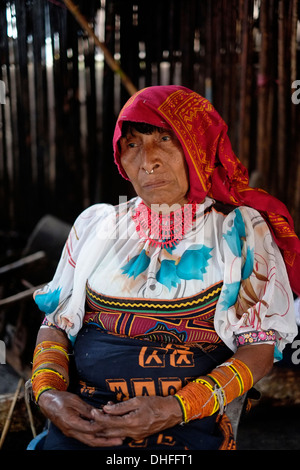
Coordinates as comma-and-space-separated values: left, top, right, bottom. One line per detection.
132, 201, 197, 248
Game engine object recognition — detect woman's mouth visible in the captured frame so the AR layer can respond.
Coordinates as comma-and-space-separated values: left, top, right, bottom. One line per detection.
143, 179, 170, 189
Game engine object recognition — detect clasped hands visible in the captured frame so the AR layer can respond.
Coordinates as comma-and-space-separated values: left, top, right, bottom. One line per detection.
38, 390, 183, 448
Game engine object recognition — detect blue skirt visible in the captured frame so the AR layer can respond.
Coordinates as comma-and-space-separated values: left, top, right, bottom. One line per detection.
43, 324, 235, 450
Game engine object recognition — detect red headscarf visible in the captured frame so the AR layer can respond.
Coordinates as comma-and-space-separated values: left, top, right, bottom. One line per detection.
113, 85, 300, 296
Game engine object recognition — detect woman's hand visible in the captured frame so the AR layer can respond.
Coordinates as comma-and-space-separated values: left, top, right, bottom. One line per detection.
39, 391, 183, 446
91, 395, 183, 441
38, 390, 124, 447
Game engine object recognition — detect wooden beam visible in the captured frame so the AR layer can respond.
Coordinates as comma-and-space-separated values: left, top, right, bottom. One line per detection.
0, 378, 23, 449
0, 251, 46, 276
62, 0, 137, 96
0, 284, 46, 308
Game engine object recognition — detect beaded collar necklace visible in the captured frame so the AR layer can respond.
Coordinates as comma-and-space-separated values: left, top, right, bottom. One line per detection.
132, 201, 197, 249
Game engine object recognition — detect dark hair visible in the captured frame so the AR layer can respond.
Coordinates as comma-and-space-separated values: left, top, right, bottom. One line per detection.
121, 121, 167, 137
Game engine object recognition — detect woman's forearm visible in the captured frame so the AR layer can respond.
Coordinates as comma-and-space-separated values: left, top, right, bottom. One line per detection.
174, 343, 274, 423
31, 326, 71, 403
35, 325, 70, 349
231, 343, 274, 384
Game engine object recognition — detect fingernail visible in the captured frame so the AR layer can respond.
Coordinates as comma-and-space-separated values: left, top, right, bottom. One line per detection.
105, 401, 114, 408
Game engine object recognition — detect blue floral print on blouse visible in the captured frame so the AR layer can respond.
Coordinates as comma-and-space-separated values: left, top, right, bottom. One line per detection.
121, 249, 151, 279
35, 287, 62, 314
223, 209, 246, 257
122, 244, 213, 291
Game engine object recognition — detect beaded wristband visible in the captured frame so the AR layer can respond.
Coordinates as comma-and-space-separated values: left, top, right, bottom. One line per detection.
33, 348, 69, 372
175, 378, 217, 423
208, 358, 253, 405
31, 341, 70, 403
33, 341, 69, 360
174, 358, 253, 423
31, 368, 68, 402
174, 394, 188, 423
193, 379, 219, 414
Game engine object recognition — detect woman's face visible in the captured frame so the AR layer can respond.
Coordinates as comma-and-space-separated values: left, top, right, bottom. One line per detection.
119, 127, 189, 211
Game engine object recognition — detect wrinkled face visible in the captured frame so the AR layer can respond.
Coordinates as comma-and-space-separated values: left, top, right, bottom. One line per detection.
119, 126, 189, 211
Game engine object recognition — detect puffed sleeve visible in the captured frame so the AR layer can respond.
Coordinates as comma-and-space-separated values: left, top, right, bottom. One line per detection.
214, 206, 298, 359
33, 203, 114, 341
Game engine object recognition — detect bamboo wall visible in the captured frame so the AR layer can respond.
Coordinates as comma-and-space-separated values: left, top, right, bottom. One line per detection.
0, 0, 299, 259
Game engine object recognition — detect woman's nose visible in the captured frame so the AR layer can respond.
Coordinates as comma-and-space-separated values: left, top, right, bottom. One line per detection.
140, 144, 162, 173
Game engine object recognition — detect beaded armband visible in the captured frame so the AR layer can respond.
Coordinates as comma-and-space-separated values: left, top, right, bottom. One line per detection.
174, 378, 218, 423
31, 341, 70, 403
174, 358, 253, 423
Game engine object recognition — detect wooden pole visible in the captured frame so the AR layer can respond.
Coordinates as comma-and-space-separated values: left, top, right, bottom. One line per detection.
238, 0, 253, 168
0, 378, 23, 449
277, 0, 289, 200
290, 0, 298, 84
24, 383, 37, 439
288, 0, 299, 217
0, 251, 46, 276
62, 0, 137, 96
256, 0, 270, 189
0, 284, 45, 308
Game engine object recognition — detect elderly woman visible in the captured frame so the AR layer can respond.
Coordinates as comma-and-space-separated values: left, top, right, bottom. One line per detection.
31, 85, 299, 450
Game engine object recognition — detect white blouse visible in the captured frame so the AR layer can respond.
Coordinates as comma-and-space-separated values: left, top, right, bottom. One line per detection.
34, 197, 297, 358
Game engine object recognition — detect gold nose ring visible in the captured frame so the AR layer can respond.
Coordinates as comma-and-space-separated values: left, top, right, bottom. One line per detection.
145, 169, 154, 175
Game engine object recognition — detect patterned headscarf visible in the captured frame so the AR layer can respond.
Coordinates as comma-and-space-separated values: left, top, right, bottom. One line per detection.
113, 85, 300, 296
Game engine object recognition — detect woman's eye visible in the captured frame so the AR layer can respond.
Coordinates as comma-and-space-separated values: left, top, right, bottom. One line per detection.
161, 135, 171, 142
128, 142, 137, 148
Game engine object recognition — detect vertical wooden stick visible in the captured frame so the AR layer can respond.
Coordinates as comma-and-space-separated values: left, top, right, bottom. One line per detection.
238, 0, 253, 168
277, 0, 287, 199
62, 0, 137, 96
256, 0, 270, 188
24, 384, 37, 439
0, 378, 24, 449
